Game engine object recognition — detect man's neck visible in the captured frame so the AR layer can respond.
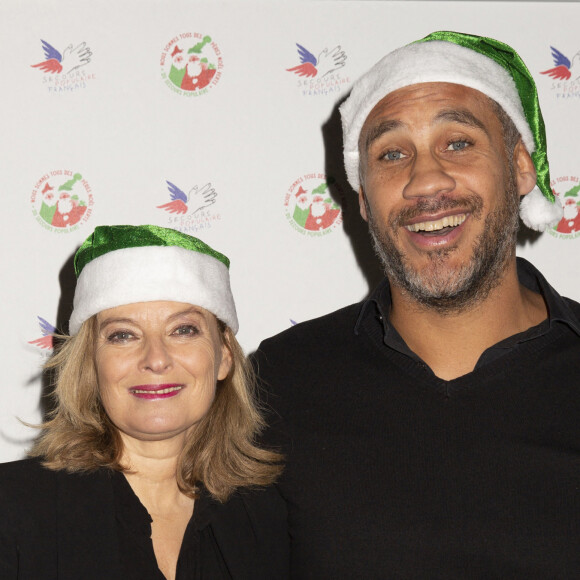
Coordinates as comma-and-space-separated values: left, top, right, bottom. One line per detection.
388, 262, 547, 381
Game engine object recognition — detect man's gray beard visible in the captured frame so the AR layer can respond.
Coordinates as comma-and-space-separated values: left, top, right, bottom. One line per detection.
366, 175, 520, 314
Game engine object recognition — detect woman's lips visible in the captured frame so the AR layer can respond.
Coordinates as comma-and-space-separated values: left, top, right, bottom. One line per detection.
129, 384, 184, 399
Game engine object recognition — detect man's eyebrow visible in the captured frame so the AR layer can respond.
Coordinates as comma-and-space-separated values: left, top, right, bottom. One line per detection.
363, 119, 404, 152
434, 109, 488, 134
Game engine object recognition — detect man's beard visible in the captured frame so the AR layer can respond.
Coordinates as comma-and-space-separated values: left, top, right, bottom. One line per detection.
366, 169, 520, 314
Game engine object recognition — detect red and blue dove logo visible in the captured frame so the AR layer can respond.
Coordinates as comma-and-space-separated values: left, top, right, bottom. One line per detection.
541, 46, 580, 81
287, 43, 346, 78
28, 317, 56, 350
31, 40, 92, 75
157, 181, 218, 215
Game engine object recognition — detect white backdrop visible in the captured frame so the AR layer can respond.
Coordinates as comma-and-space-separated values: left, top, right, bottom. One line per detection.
1, 0, 579, 461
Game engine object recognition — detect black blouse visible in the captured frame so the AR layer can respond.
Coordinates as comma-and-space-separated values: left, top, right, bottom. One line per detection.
113, 471, 231, 579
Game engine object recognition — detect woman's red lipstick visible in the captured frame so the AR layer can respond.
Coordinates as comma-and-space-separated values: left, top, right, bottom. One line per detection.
129, 384, 184, 399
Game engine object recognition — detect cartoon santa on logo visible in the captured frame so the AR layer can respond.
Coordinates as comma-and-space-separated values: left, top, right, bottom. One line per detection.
39, 173, 87, 228
181, 54, 216, 91
554, 184, 580, 234
555, 195, 580, 234
292, 186, 311, 228
167, 35, 216, 92
169, 45, 186, 88
304, 184, 340, 231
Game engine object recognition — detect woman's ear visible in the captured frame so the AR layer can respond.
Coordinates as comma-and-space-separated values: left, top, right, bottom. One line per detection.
217, 333, 233, 381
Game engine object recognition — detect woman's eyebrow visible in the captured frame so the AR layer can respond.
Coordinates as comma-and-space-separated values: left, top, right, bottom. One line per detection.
98, 317, 134, 332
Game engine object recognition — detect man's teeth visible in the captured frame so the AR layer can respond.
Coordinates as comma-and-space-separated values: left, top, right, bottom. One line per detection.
405, 214, 467, 233
132, 386, 183, 395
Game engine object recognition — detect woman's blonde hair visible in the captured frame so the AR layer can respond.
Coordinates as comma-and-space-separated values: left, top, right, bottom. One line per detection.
29, 316, 282, 502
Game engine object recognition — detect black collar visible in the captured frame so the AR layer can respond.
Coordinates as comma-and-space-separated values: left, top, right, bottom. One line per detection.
355, 257, 580, 344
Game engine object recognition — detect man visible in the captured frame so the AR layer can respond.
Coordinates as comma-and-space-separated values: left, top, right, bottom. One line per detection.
254, 32, 580, 578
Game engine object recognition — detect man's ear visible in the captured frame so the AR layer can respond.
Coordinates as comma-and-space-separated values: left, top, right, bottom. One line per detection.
513, 138, 537, 198
359, 187, 369, 222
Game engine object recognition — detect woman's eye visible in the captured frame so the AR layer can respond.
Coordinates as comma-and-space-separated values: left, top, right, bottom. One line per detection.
447, 140, 470, 151
107, 331, 133, 343
383, 150, 405, 161
173, 325, 199, 337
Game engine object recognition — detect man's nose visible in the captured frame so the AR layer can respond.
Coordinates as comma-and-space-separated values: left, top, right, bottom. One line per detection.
402, 151, 456, 200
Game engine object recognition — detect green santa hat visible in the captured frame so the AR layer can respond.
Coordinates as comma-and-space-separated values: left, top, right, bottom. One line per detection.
340, 31, 562, 232
69, 224, 238, 335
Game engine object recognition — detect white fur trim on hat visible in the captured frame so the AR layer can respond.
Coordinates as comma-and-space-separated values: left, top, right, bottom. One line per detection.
340, 40, 535, 193
520, 185, 563, 232
69, 245, 238, 335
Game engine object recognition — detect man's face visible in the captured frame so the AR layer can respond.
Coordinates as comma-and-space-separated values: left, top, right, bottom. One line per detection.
358, 82, 529, 312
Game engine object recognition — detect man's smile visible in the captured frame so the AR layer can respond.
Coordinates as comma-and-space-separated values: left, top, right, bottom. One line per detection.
404, 213, 467, 233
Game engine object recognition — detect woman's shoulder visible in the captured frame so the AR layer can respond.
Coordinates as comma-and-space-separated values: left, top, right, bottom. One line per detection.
0, 457, 56, 493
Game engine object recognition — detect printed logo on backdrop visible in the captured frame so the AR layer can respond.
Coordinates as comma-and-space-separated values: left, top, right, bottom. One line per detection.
284, 174, 342, 236
160, 33, 223, 97
286, 43, 349, 97
30, 171, 94, 233
548, 175, 580, 239
540, 46, 580, 98
157, 180, 220, 234
31, 39, 95, 93
28, 317, 56, 351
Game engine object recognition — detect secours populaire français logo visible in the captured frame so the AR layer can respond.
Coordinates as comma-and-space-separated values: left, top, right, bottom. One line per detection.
28, 316, 56, 351
160, 33, 223, 97
540, 45, 580, 99
31, 39, 95, 93
30, 170, 94, 233
157, 179, 221, 234
286, 42, 350, 97
548, 175, 580, 239
284, 173, 342, 236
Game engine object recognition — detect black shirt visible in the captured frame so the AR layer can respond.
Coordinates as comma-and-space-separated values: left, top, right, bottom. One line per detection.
255, 258, 580, 578
113, 471, 231, 579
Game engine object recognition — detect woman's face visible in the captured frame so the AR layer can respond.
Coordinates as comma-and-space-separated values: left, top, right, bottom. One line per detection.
95, 301, 232, 446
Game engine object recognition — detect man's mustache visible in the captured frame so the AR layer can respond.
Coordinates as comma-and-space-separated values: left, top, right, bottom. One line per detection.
391, 194, 484, 228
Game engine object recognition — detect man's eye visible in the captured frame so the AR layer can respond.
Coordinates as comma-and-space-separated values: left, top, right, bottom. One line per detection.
447, 140, 470, 151
173, 325, 199, 337
383, 150, 405, 161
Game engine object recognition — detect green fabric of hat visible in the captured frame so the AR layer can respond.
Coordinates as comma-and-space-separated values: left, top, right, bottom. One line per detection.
69, 224, 238, 335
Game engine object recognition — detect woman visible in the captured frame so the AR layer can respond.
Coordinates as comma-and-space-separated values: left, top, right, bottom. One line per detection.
0, 225, 287, 580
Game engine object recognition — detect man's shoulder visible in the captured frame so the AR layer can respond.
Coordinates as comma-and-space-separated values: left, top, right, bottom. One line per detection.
256, 300, 364, 356
563, 295, 580, 316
